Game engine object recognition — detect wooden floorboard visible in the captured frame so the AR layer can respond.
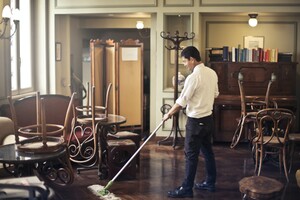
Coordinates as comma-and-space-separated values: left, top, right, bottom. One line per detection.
1, 137, 300, 199
52, 137, 300, 200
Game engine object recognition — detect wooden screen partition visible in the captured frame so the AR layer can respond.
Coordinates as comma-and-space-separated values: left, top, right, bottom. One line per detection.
90, 39, 144, 132
118, 39, 143, 130
90, 39, 105, 106
105, 40, 118, 115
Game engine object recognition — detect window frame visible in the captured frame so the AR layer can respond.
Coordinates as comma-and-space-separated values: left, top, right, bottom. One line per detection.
10, 0, 34, 96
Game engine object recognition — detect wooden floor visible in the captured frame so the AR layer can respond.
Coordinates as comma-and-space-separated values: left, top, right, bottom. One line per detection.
1, 137, 300, 199
49, 137, 300, 200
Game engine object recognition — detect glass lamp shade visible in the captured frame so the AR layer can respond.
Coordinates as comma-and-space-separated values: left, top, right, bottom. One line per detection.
12, 8, 20, 21
136, 21, 144, 29
248, 18, 258, 27
2, 5, 12, 19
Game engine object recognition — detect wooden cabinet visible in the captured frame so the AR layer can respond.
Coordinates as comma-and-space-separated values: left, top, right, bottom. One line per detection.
210, 62, 297, 142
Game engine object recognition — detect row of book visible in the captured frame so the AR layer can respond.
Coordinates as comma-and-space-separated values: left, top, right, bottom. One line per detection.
207, 46, 292, 62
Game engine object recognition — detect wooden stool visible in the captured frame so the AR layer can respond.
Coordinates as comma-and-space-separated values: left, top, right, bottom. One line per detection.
288, 133, 300, 173
107, 139, 136, 180
107, 131, 141, 166
239, 176, 284, 200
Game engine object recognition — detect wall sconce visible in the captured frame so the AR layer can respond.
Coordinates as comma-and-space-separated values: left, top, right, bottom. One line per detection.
248, 13, 258, 27
0, 5, 20, 39
136, 21, 144, 29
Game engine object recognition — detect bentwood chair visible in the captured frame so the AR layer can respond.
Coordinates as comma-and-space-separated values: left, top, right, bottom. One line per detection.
8, 92, 76, 151
230, 72, 277, 149
68, 83, 112, 172
253, 108, 294, 182
5, 92, 76, 186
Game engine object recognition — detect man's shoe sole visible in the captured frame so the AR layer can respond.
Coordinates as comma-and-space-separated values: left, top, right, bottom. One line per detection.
195, 184, 215, 192
167, 194, 193, 198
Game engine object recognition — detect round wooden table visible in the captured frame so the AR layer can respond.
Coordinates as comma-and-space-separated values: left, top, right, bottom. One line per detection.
0, 143, 74, 186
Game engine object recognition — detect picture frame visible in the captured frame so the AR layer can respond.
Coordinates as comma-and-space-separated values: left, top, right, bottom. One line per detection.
244, 36, 264, 49
55, 42, 62, 61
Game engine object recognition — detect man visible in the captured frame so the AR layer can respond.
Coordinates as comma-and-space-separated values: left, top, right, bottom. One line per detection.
163, 46, 219, 198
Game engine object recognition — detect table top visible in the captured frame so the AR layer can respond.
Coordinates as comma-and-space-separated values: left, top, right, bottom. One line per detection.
0, 143, 66, 164
97, 114, 126, 126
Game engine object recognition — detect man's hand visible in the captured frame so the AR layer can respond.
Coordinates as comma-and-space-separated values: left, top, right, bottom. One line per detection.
163, 113, 171, 121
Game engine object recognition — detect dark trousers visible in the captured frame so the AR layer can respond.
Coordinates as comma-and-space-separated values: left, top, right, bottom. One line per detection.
182, 115, 216, 189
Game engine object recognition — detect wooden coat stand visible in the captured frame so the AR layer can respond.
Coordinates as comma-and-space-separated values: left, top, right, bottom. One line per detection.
158, 31, 194, 149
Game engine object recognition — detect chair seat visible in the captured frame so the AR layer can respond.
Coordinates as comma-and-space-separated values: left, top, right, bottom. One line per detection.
239, 176, 284, 199
17, 136, 65, 153
289, 133, 300, 141
253, 136, 284, 145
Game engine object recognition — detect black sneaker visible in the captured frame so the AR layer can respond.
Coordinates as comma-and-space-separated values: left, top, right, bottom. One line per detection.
167, 186, 193, 198
195, 181, 216, 192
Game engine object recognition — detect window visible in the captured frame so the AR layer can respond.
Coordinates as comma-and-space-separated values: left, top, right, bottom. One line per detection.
10, 0, 33, 95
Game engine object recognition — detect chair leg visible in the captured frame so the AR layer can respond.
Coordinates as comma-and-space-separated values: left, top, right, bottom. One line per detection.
288, 141, 295, 173
258, 147, 263, 176
279, 151, 283, 175
230, 117, 245, 148
283, 148, 289, 182
254, 145, 258, 172
242, 193, 247, 200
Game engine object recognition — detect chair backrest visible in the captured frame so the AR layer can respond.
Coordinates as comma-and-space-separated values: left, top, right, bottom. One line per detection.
237, 73, 247, 116
104, 83, 112, 118
264, 73, 276, 108
73, 82, 112, 128
7, 92, 76, 144
238, 72, 276, 116
255, 108, 294, 145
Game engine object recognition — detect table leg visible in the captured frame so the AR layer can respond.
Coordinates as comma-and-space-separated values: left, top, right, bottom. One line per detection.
35, 147, 74, 187
97, 123, 118, 180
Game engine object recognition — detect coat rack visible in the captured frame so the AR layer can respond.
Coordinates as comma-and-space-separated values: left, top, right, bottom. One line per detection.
158, 31, 195, 149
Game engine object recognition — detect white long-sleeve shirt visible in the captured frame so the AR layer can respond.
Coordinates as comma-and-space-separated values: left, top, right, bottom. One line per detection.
176, 63, 219, 118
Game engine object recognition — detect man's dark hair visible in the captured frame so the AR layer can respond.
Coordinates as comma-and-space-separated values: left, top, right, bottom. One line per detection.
180, 46, 201, 61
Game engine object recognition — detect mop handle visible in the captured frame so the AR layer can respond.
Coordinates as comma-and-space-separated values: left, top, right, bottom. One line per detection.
110, 120, 164, 182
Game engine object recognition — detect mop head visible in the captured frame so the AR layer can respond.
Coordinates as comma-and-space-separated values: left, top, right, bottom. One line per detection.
87, 184, 121, 200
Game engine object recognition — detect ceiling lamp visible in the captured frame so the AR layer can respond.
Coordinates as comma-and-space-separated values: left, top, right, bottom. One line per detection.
136, 21, 150, 38
248, 13, 258, 27
136, 21, 144, 29
0, 5, 20, 39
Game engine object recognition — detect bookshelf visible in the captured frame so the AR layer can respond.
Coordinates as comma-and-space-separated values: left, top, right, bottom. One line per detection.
207, 46, 292, 63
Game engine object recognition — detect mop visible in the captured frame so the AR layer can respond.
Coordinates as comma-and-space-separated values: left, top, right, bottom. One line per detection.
88, 120, 164, 199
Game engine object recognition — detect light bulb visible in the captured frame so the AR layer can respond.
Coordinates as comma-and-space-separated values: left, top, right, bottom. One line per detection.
136, 21, 144, 29
12, 8, 20, 21
2, 5, 12, 19
248, 18, 258, 27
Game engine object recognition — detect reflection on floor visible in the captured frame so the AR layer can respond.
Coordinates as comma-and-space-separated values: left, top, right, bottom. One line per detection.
1, 138, 299, 200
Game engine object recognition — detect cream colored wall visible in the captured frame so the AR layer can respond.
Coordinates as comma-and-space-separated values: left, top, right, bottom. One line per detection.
49, 0, 300, 136
203, 15, 298, 63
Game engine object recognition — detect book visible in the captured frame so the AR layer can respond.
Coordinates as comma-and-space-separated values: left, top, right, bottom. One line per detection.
232, 47, 236, 62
